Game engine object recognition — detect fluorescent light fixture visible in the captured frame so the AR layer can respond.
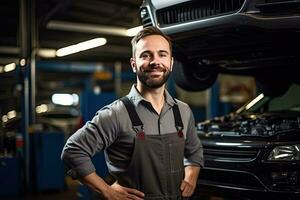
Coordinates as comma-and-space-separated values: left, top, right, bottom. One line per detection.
72, 93, 79, 105
4, 63, 16, 72
47, 20, 142, 37
47, 21, 127, 36
52, 93, 79, 106
56, 38, 107, 57
7, 110, 17, 119
37, 49, 57, 58
126, 26, 143, 37
2, 115, 8, 123
245, 93, 264, 110
36, 104, 49, 114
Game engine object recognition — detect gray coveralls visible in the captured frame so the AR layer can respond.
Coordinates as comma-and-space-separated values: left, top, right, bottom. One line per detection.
114, 96, 186, 200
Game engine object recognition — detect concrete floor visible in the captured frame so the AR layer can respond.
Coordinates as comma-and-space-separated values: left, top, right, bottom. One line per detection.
2, 177, 79, 200
1, 177, 238, 200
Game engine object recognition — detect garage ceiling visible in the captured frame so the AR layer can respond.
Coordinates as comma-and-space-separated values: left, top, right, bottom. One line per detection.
0, 0, 142, 114
0, 0, 142, 65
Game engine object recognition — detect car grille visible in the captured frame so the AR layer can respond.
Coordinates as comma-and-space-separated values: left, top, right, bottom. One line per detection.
157, 0, 245, 26
204, 147, 259, 161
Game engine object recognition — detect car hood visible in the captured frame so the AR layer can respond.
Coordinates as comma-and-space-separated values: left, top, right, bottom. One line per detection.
150, 0, 190, 10
197, 112, 300, 137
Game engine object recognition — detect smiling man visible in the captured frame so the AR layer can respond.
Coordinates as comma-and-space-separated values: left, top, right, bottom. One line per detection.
61, 26, 204, 200
132, 34, 171, 89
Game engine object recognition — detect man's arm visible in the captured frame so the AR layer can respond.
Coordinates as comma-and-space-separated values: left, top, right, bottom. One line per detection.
62, 105, 145, 199
181, 165, 200, 197
79, 172, 144, 200
61, 107, 119, 179
181, 106, 204, 197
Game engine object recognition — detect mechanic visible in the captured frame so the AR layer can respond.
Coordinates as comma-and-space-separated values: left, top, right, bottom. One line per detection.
61, 26, 204, 200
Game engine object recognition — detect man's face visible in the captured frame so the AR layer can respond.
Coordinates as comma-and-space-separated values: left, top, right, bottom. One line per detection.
131, 35, 173, 89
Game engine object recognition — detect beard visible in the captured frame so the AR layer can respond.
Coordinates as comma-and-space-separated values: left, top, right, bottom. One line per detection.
137, 65, 171, 89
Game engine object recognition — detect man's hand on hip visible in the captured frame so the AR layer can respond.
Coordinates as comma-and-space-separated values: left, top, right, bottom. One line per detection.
102, 182, 145, 200
181, 165, 200, 197
180, 179, 196, 197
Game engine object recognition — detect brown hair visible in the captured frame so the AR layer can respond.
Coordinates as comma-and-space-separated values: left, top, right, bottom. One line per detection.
131, 26, 172, 57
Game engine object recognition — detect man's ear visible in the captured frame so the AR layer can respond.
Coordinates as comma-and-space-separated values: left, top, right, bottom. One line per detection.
130, 58, 137, 73
170, 57, 174, 71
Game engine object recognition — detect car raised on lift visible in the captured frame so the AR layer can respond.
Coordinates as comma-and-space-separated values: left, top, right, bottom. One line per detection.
139, 0, 300, 199
140, 0, 300, 91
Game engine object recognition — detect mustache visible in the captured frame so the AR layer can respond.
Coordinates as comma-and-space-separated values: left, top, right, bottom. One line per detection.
143, 65, 168, 72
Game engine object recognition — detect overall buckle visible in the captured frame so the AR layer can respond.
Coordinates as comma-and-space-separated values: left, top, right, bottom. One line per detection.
136, 131, 145, 140
133, 125, 145, 140
176, 126, 184, 138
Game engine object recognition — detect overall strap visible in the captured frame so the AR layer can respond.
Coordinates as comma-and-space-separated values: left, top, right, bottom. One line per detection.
172, 98, 184, 131
121, 96, 184, 133
120, 96, 144, 131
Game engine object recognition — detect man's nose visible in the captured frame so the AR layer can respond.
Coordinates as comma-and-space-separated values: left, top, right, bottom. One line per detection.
149, 54, 159, 67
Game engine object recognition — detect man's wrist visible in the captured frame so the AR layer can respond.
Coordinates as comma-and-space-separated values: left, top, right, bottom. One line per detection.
184, 165, 200, 184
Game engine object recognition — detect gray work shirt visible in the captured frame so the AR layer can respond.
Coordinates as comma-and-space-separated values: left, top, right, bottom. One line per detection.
61, 85, 204, 179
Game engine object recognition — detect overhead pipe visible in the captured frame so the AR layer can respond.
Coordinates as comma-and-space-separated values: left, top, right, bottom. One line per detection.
47, 20, 128, 36
47, 20, 142, 37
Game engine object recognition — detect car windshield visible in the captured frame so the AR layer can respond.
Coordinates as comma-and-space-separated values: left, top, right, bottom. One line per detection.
238, 84, 300, 113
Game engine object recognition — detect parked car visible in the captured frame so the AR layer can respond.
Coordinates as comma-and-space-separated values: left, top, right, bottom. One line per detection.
140, 1, 300, 199
140, 0, 300, 91
194, 84, 300, 199
36, 104, 81, 136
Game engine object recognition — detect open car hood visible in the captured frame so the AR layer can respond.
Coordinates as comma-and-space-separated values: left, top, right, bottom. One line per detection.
197, 112, 300, 137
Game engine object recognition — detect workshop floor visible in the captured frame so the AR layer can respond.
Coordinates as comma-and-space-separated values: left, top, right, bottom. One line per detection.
2, 177, 79, 200
2, 177, 237, 200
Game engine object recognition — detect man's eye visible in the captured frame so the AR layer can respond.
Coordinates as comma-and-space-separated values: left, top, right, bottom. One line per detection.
142, 54, 150, 58
160, 53, 167, 57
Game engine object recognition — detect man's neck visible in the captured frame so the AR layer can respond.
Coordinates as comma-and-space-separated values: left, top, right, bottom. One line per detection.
136, 83, 165, 114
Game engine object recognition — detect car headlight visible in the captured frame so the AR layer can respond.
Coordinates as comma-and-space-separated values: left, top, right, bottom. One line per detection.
140, 8, 148, 19
268, 144, 300, 161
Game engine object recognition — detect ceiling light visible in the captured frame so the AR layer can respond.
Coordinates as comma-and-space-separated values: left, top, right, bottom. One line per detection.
47, 21, 127, 36
37, 49, 57, 58
4, 63, 16, 72
126, 26, 143, 37
7, 110, 17, 119
52, 93, 79, 106
47, 20, 142, 37
2, 115, 8, 123
19, 59, 26, 66
56, 38, 107, 57
36, 104, 49, 114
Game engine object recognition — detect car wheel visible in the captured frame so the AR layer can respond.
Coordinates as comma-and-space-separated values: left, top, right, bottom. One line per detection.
172, 59, 218, 91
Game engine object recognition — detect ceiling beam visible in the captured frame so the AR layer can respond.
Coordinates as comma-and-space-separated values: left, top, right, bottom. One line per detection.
47, 20, 131, 36
0, 46, 19, 54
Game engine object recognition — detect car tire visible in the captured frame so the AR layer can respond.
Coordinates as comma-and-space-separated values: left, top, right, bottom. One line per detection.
172, 59, 218, 91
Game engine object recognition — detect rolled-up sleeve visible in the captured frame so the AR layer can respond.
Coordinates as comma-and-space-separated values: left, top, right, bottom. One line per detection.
184, 109, 204, 168
61, 106, 119, 179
